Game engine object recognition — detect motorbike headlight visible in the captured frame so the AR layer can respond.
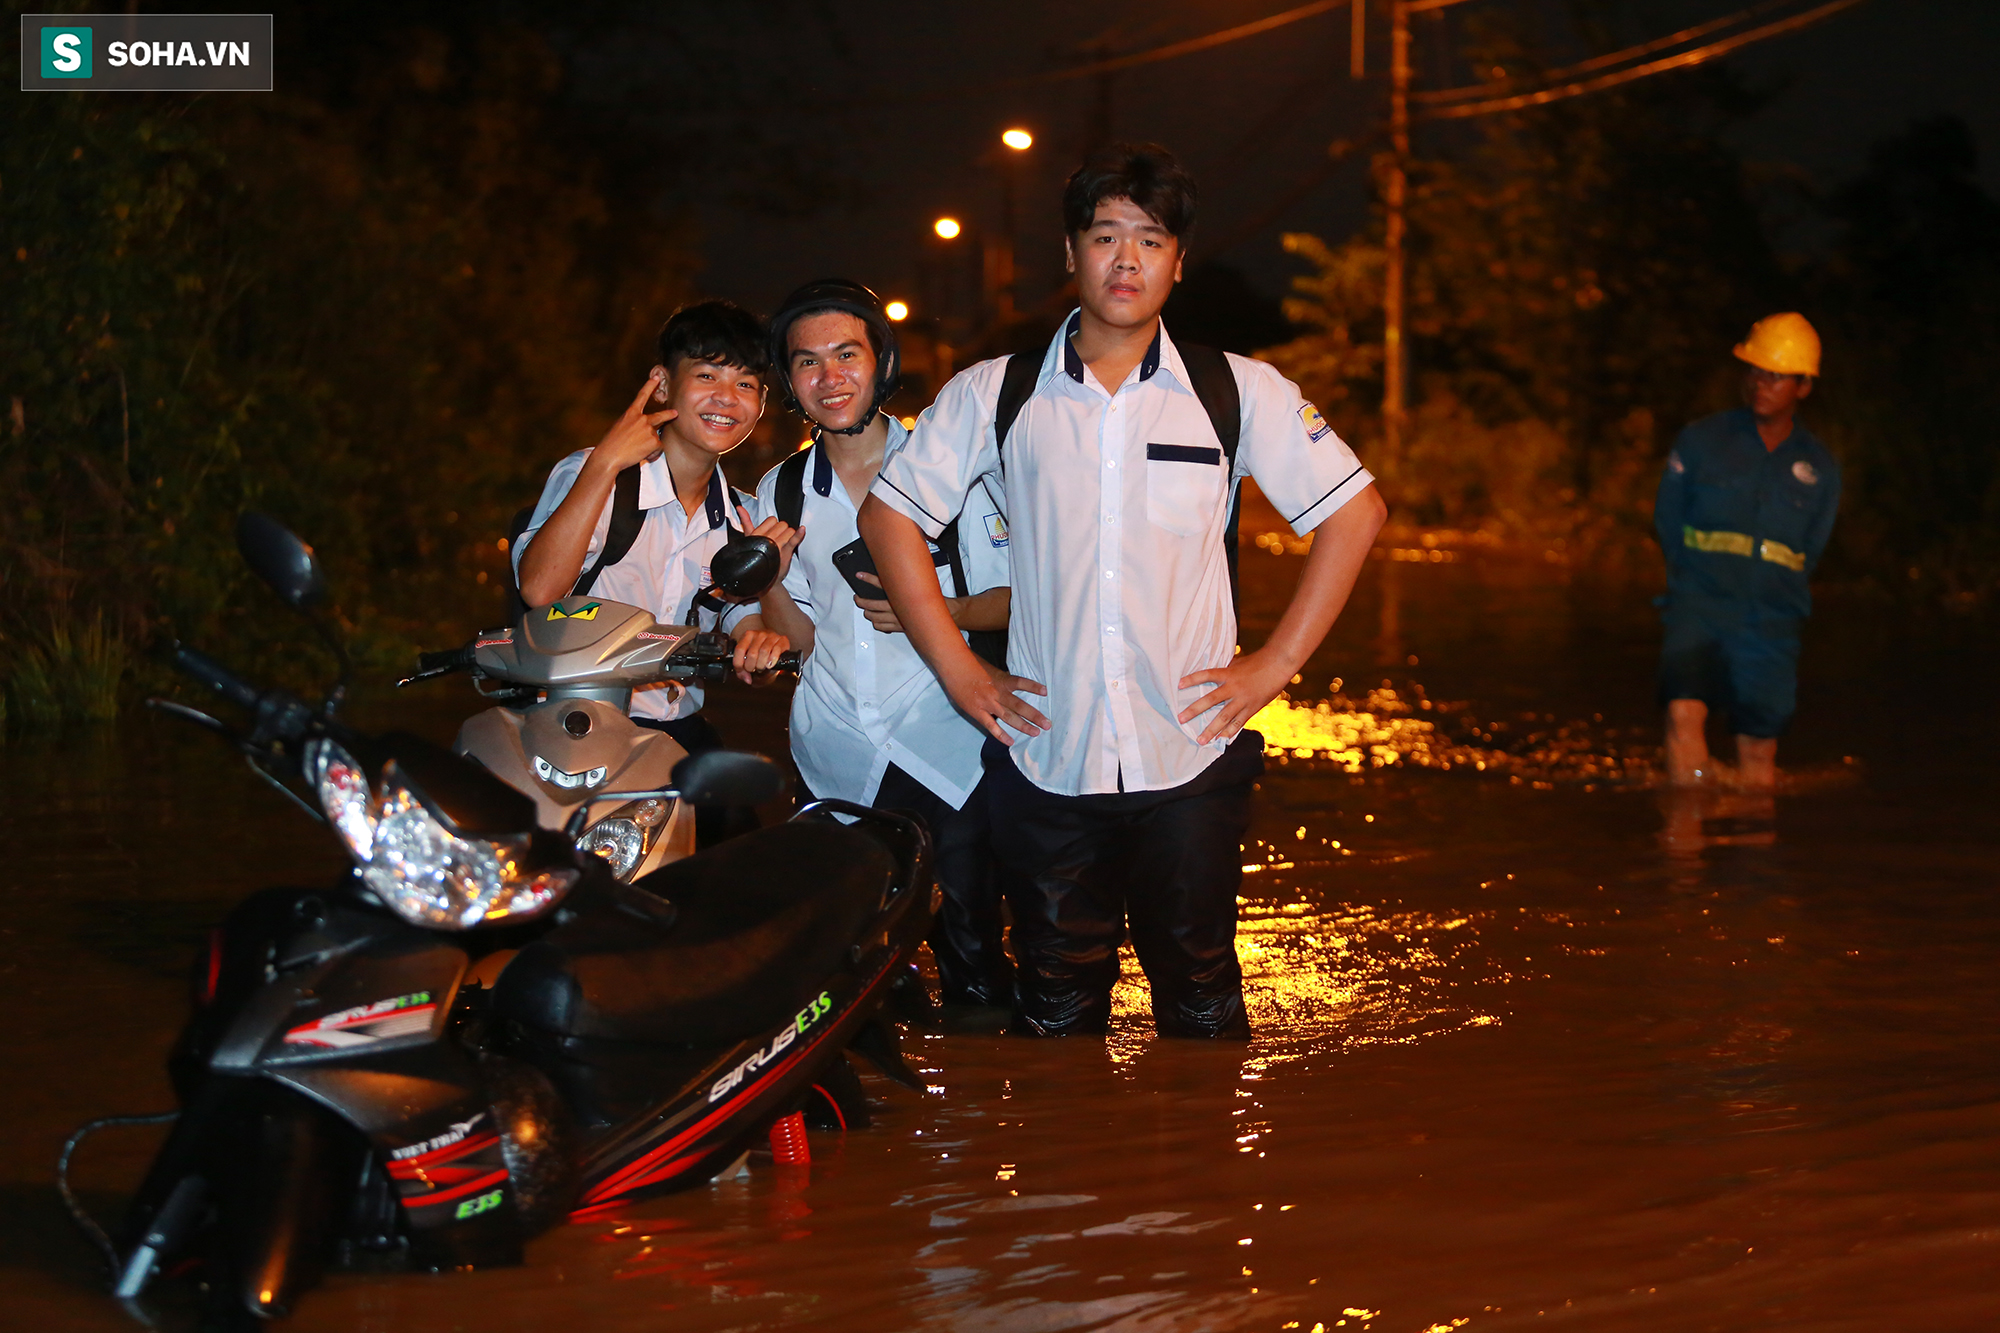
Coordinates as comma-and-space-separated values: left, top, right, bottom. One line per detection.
310, 739, 378, 862
577, 817, 643, 879
310, 743, 579, 930
363, 781, 578, 929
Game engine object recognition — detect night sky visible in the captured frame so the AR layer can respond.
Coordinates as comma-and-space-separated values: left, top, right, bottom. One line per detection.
565, 0, 2000, 319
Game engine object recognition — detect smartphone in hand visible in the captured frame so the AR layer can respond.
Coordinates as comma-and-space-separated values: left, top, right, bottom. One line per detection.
831, 537, 880, 598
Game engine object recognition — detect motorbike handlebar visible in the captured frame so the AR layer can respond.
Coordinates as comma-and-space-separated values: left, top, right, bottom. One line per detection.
671, 647, 802, 682
172, 645, 262, 713
419, 646, 476, 674
403, 628, 800, 690
397, 644, 477, 688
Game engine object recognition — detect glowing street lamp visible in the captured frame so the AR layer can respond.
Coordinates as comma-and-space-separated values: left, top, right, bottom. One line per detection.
884, 300, 910, 322
933, 216, 962, 240
993, 130, 1033, 320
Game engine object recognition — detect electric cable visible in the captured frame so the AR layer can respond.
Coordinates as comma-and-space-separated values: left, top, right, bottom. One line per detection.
1416, 0, 1869, 121
1416, 0, 1809, 105
56, 1112, 181, 1280
875, 0, 1354, 104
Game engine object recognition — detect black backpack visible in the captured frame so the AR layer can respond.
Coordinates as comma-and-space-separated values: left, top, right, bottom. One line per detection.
504, 464, 646, 619
772, 342, 1243, 671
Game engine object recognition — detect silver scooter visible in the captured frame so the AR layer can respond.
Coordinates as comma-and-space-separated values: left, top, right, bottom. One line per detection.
401, 546, 797, 882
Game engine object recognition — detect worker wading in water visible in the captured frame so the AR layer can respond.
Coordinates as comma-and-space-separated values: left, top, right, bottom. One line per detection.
1654, 313, 1841, 789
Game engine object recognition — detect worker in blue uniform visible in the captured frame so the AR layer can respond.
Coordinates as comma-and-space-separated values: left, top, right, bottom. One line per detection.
1654, 313, 1841, 789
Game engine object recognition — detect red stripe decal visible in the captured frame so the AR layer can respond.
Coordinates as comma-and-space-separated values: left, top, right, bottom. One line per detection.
578, 974, 889, 1208
401, 1168, 509, 1208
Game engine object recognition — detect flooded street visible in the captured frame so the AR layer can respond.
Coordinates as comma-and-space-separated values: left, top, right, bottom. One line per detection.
5, 534, 1998, 1332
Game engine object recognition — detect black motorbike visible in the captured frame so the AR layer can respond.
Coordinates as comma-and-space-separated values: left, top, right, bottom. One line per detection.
66, 515, 936, 1323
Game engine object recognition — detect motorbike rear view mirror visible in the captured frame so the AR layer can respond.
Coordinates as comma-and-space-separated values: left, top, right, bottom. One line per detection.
670, 750, 786, 807
236, 511, 350, 714
237, 512, 329, 611
709, 533, 780, 602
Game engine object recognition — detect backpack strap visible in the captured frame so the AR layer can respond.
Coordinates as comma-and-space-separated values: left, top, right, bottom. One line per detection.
993, 351, 1042, 454
973, 357, 1041, 672
1174, 343, 1245, 612
935, 518, 970, 598
572, 463, 644, 597
774, 447, 811, 530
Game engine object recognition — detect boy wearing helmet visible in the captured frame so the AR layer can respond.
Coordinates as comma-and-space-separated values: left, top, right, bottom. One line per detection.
857, 144, 1386, 1040
734, 279, 1021, 1012
1655, 313, 1841, 788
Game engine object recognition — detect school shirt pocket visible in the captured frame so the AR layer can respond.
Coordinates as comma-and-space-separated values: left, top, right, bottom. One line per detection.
1144, 443, 1225, 537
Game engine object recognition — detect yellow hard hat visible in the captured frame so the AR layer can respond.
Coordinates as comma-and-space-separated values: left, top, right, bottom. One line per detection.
1733, 312, 1820, 377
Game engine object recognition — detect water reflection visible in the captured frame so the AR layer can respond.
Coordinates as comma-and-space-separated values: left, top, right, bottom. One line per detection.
1248, 685, 1648, 787
1658, 788, 1779, 858
8, 547, 1998, 1333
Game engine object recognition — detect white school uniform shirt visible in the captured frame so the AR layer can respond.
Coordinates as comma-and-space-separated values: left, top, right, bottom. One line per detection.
873, 310, 1373, 797
512, 448, 751, 722
751, 417, 1010, 809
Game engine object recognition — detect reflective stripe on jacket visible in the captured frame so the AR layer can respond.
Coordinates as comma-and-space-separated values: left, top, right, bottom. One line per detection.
1654, 408, 1840, 622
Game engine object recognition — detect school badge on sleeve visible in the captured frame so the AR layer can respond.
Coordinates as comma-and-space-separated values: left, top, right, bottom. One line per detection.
983, 511, 1009, 547
1298, 401, 1333, 442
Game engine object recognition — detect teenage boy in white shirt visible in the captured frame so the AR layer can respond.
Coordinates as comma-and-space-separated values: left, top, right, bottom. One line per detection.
515, 300, 793, 843
859, 144, 1387, 1039
734, 279, 1022, 1010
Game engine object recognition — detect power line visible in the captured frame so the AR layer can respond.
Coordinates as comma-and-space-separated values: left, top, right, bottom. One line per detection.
1415, 0, 1801, 106
1049, 0, 1352, 80
875, 0, 1353, 104
1416, 0, 1869, 122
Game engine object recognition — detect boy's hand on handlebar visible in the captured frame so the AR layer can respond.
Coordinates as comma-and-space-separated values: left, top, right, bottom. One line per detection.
943, 655, 1049, 744
735, 504, 804, 585
732, 628, 791, 684
594, 370, 676, 473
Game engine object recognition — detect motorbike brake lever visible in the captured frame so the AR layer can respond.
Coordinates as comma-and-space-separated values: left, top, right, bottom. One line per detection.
144, 697, 231, 734
395, 663, 463, 688
398, 645, 478, 688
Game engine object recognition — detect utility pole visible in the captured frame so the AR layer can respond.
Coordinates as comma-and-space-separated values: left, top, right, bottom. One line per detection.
1382, 0, 1410, 473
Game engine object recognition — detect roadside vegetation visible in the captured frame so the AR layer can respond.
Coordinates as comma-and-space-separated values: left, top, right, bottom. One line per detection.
2, 22, 697, 730
1261, 45, 2000, 606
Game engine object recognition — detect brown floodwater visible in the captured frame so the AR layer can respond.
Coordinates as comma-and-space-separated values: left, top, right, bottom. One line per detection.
5, 534, 1999, 1332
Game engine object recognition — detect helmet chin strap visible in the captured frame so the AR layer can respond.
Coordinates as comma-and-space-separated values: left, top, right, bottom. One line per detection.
808, 405, 880, 439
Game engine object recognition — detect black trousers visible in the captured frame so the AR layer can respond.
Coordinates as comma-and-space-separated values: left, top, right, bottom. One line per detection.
635, 713, 759, 849
801, 766, 1014, 1009
982, 732, 1263, 1040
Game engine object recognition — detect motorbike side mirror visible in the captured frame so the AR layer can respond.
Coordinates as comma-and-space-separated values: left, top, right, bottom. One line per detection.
237, 512, 329, 611
670, 749, 786, 807
709, 533, 780, 602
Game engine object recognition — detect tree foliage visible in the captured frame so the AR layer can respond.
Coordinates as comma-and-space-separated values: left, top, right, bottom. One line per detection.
1263, 52, 1782, 544
1, 20, 697, 717
1261, 37, 2000, 603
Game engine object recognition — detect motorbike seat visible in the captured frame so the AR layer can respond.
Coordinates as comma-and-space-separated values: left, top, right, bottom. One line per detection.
491, 820, 900, 1046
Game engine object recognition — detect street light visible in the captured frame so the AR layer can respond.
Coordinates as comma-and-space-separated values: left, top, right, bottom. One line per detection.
993, 129, 1034, 322
884, 300, 910, 322
933, 216, 962, 240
